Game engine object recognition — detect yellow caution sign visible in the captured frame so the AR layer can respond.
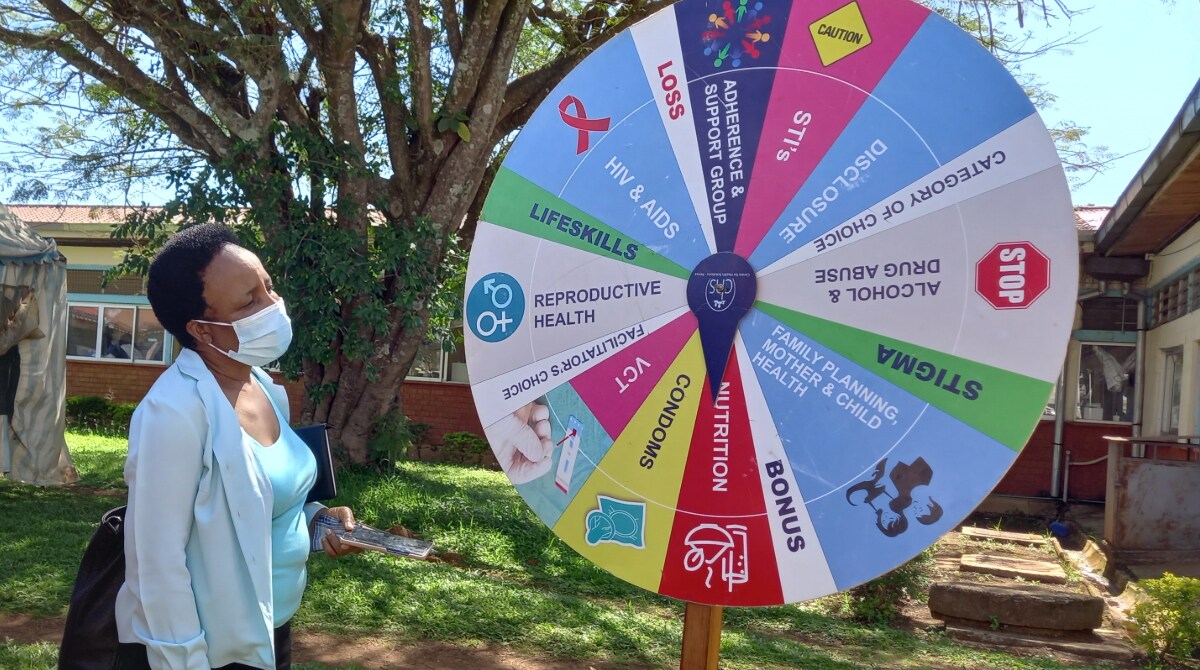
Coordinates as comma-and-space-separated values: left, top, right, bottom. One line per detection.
810, 2, 873, 66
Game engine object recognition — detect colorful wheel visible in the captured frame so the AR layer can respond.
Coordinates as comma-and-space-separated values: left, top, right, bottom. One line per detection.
465, 0, 1076, 606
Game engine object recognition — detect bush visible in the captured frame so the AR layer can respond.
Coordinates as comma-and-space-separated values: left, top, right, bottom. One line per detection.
66, 396, 137, 435
843, 549, 934, 625
440, 431, 490, 465
368, 410, 430, 470
1130, 572, 1200, 665
110, 403, 135, 432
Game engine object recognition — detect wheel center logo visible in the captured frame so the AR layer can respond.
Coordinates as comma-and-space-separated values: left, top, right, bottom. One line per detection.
688, 252, 757, 399
705, 278, 737, 312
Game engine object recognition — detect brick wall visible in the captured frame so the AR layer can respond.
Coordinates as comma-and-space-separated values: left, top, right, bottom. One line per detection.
993, 421, 1055, 498
66, 360, 164, 403
65, 360, 482, 443
993, 420, 1130, 501
399, 380, 484, 440
271, 377, 306, 420
1060, 423, 1132, 501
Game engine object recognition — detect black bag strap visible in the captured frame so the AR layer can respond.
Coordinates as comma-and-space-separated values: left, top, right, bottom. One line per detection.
100, 505, 125, 534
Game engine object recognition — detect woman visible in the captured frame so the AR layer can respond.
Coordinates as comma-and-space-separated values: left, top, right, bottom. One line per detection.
114, 223, 359, 670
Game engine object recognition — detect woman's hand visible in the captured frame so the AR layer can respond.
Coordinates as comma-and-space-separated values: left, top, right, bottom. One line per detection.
316, 506, 363, 558
489, 402, 554, 484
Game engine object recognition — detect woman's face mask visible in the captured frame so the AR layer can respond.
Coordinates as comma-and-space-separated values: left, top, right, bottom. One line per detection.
194, 299, 293, 367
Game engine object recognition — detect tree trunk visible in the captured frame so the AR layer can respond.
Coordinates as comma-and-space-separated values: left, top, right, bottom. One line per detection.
299, 307, 430, 464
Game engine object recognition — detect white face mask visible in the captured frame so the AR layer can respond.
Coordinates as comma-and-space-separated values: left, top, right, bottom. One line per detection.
194, 299, 293, 367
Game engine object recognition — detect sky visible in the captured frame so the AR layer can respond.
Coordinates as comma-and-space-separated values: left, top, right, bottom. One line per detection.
1018, 0, 1200, 207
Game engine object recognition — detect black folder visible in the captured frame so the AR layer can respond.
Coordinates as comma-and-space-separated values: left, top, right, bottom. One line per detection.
295, 424, 338, 503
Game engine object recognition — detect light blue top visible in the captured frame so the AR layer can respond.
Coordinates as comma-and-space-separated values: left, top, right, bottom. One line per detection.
245, 381, 317, 627
116, 351, 327, 670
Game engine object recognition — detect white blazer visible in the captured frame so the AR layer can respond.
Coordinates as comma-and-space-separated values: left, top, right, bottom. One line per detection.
115, 348, 324, 669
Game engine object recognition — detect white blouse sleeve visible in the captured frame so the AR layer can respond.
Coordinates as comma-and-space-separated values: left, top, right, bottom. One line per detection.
123, 395, 212, 670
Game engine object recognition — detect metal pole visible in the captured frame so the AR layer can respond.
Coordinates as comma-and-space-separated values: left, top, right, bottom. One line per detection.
1132, 296, 1146, 456
1051, 364, 1068, 498
1104, 438, 1122, 544
1062, 450, 1070, 503
680, 602, 722, 670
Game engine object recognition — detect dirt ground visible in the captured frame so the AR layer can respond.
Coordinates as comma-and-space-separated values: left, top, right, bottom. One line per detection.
0, 614, 636, 670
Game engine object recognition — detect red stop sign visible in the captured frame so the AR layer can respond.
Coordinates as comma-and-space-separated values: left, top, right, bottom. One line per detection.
975, 241, 1050, 310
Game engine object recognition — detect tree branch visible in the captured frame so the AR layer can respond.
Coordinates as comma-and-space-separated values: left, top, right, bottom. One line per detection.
161, 56, 189, 99
460, 154, 500, 251
103, 1, 283, 141
404, 0, 437, 189
438, 0, 463, 61
311, 0, 373, 234
360, 32, 416, 210
311, 0, 368, 153
425, 0, 529, 232
188, 0, 239, 36
277, 0, 321, 46
0, 19, 232, 159
443, 0, 512, 116
278, 34, 322, 134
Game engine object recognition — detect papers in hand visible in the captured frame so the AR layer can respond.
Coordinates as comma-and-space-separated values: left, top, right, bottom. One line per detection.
312, 515, 434, 559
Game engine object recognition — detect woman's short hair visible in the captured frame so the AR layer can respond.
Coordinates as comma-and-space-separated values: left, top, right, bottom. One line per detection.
147, 223, 240, 350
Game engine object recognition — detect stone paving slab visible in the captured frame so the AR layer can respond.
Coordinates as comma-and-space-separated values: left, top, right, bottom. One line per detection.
930, 582, 1104, 632
960, 553, 1068, 584
962, 526, 1050, 548
945, 625, 1136, 663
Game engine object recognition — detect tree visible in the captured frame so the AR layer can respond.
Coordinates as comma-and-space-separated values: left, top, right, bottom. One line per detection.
0, 0, 679, 463
0, 0, 1106, 463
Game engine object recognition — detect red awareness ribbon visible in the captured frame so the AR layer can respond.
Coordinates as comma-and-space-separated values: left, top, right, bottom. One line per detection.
558, 96, 611, 155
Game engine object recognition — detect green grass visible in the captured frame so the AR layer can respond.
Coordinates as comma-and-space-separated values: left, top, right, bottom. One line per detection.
0, 641, 58, 670
62, 431, 128, 490
0, 433, 1124, 670
0, 432, 125, 617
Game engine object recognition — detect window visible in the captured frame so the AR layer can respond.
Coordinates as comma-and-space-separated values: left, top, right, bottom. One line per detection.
1042, 377, 1060, 421
405, 327, 467, 383
1161, 347, 1183, 435
1076, 343, 1135, 423
1151, 268, 1200, 327
66, 303, 169, 364
407, 340, 445, 380
446, 337, 468, 383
